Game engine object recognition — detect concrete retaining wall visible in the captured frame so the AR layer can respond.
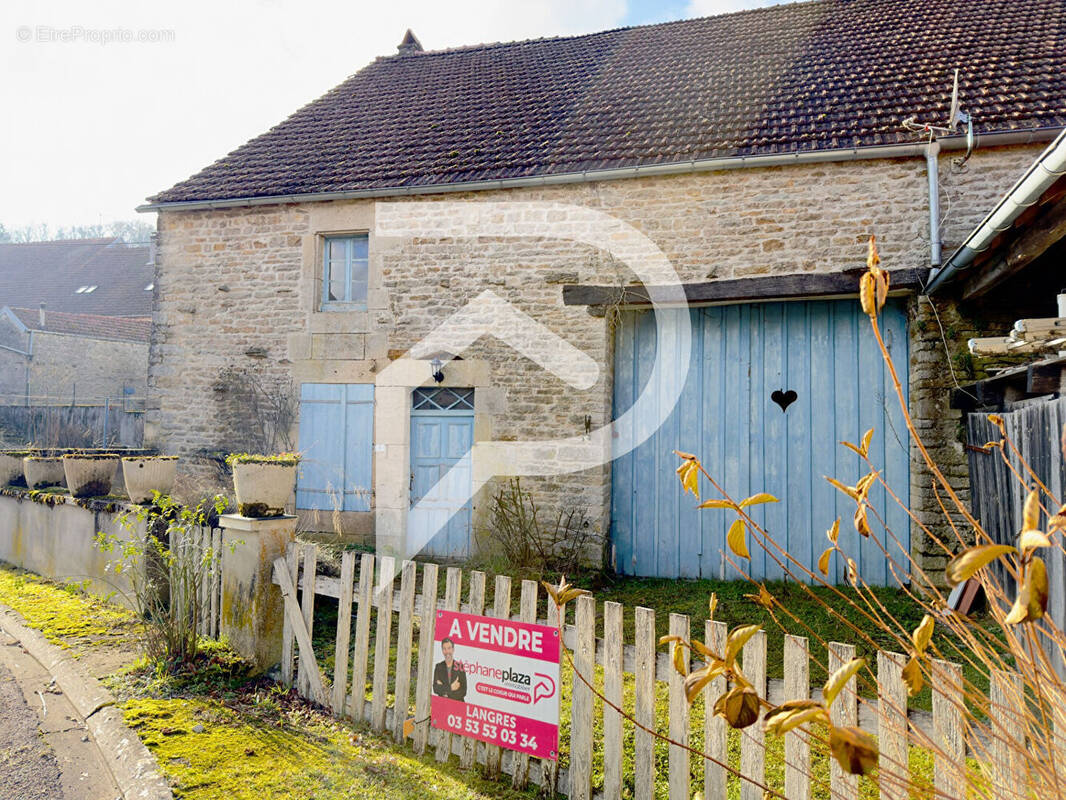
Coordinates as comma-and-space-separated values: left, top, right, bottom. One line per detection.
0, 492, 144, 606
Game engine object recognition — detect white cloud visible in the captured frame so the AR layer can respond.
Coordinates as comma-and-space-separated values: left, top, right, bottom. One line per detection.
0, 0, 627, 229
685, 0, 783, 18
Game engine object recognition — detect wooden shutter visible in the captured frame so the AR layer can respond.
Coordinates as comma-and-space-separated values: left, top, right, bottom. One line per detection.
296, 383, 374, 512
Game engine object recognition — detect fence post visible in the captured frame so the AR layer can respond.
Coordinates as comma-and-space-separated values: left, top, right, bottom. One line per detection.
704, 620, 728, 800
280, 544, 299, 687
413, 562, 439, 756
512, 580, 538, 789
331, 552, 357, 716
877, 651, 909, 800
349, 554, 375, 721
634, 607, 656, 800
668, 613, 691, 800
460, 571, 486, 769
828, 642, 858, 799
603, 601, 624, 800
371, 556, 396, 732
784, 635, 810, 800
568, 595, 595, 800
298, 543, 318, 699
990, 668, 1025, 797
740, 630, 766, 800
485, 574, 513, 778
217, 513, 297, 672
931, 658, 965, 799
392, 560, 417, 742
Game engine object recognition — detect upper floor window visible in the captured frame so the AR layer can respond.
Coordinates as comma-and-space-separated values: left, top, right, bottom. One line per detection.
322, 233, 368, 307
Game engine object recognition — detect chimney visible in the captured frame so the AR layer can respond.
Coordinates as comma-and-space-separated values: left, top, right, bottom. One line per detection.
38, 302, 45, 328
397, 29, 423, 55
148, 231, 157, 266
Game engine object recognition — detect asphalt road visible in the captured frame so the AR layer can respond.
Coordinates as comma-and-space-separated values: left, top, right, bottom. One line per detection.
0, 629, 120, 800
0, 657, 65, 800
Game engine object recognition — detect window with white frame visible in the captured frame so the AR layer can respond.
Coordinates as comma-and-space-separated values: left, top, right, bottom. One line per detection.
322, 233, 369, 307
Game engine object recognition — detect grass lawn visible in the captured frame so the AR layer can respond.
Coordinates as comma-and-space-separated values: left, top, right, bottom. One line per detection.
0, 563, 534, 800
588, 574, 1003, 712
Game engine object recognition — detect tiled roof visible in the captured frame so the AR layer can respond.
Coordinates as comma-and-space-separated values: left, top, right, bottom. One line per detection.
6, 307, 151, 343
150, 0, 1066, 205
0, 239, 153, 317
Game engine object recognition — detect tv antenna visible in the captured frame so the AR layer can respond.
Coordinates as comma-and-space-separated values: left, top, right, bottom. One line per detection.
902, 69, 974, 165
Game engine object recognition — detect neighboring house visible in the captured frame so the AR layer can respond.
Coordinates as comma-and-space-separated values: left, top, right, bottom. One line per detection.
0, 238, 154, 317
0, 237, 154, 405
0, 306, 150, 404
140, 0, 1066, 584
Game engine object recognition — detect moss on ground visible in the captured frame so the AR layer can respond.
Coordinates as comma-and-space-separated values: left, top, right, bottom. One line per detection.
0, 564, 134, 649
123, 696, 537, 800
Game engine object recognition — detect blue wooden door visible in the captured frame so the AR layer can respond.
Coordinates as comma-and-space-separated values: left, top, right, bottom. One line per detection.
409, 410, 474, 559
611, 300, 910, 584
296, 383, 374, 512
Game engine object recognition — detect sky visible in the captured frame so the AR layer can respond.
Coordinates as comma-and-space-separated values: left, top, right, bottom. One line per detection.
0, 0, 784, 231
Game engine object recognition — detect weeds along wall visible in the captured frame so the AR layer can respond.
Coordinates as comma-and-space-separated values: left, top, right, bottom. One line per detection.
148, 146, 1041, 580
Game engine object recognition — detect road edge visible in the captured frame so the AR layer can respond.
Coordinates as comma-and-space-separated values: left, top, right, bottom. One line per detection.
0, 603, 173, 800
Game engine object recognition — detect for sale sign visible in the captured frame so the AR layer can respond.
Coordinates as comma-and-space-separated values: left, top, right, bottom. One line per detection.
430, 609, 560, 760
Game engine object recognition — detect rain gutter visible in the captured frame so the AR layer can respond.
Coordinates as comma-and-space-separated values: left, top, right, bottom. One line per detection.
925, 128, 1066, 294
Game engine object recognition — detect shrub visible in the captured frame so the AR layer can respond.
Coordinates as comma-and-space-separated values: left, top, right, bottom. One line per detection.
97, 493, 229, 668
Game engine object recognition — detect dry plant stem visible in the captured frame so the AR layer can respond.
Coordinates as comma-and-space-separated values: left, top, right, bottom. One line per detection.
698, 460, 914, 655
553, 610, 790, 799
869, 311, 986, 537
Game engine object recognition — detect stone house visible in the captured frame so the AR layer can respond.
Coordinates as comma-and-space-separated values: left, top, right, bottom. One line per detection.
140, 0, 1066, 584
0, 238, 154, 404
0, 306, 150, 404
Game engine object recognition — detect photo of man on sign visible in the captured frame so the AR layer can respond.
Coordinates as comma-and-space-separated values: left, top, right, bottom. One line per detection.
433, 636, 467, 701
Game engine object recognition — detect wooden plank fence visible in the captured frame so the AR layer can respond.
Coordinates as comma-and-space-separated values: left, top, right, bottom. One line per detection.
968, 399, 1066, 675
169, 525, 223, 640
272, 545, 1039, 798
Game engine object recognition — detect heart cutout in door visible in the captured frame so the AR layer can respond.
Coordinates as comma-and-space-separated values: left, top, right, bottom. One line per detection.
771, 389, 798, 412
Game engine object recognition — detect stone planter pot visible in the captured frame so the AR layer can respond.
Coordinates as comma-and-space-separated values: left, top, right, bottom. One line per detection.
122, 456, 178, 503
0, 451, 34, 486
62, 454, 120, 498
231, 461, 297, 518
23, 457, 66, 490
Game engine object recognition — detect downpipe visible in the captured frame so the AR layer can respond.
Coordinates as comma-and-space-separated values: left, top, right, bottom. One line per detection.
926, 140, 942, 268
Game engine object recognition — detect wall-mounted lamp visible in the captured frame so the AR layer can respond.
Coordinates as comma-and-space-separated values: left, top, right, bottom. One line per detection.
430, 356, 445, 384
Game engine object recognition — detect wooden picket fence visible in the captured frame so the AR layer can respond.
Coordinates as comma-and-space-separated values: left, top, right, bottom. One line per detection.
171, 524, 224, 640
272, 544, 1035, 799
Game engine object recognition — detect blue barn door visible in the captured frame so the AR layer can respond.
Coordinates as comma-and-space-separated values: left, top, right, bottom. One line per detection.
611, 299, 910, 585
296, 383, 374, 511
409, 389, 475, 560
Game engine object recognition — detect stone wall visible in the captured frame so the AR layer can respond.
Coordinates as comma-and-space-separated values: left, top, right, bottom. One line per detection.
0, 316, 147, 404
148, 145, 1045, 581
0, 492, 144, 606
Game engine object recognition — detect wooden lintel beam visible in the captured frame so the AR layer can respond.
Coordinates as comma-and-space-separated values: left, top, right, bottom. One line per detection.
1027, 362, 1064, 394
562, 267, 929, 307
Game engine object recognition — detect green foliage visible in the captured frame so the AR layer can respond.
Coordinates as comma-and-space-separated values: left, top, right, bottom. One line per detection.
96, 492, 230, 668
